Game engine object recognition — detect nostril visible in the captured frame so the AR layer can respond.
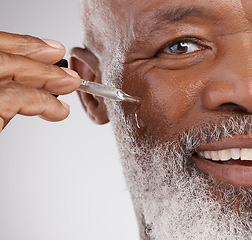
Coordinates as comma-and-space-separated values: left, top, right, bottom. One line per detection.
202, 81, 252, 113
222, 102, 239, 107
219, 102, 249, 112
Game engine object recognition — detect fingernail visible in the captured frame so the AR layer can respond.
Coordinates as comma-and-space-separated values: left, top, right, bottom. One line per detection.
42, 39, 64, 49
61, 67, 80, 78
60, 100, 70, 111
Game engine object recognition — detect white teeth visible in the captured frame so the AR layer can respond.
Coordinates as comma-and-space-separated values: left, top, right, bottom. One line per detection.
218, 149, 231, 161
210, 151, 219, 161
230, 148, 240, 160
241, 149, 252, 160
197, 148, 252, 161
204, 151, 211, 159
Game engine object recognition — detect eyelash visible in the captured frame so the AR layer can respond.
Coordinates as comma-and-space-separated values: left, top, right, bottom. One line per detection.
156, 37, 207, 56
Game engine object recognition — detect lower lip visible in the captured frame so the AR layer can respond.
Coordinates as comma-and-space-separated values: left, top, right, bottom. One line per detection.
193, 155, 252, 187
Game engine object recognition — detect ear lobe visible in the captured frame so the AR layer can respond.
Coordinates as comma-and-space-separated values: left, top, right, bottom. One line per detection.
70, 47, 109, 124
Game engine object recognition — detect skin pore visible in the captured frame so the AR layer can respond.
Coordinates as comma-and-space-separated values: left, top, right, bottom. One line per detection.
73, 0, 252, 239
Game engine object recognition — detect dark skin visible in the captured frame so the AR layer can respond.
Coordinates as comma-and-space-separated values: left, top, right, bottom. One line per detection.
0, 32, 81, 132
71, 0, 252, 235
1, 0, 251, 238
73, 0, 252, 131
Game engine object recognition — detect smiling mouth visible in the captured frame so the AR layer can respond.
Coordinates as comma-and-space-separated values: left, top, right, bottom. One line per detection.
193, 136, 252, 187
197, 148, 252, 164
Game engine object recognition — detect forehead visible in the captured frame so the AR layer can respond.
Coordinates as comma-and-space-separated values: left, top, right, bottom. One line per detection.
108, 0, 250, 42
116, 0, 245, 19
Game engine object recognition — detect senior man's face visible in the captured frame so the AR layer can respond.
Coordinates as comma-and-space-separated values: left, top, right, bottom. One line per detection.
75, 0, 252, 239
121, 0, 252, 184
109, 0, 252, 238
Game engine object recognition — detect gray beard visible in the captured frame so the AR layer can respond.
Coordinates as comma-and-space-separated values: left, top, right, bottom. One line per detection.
108, 109, 252, 240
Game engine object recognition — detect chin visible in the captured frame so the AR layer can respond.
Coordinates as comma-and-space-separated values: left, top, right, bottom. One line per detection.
108, 98, 252, 239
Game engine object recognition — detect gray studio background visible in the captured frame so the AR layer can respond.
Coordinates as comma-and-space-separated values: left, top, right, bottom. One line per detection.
0, 1, 138, 239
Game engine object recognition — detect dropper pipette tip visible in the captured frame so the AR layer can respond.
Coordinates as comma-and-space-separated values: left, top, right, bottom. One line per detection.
78, 79, 141, 104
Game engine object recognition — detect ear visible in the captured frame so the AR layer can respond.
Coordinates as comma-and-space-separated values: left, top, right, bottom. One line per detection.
70, 47, 109, 124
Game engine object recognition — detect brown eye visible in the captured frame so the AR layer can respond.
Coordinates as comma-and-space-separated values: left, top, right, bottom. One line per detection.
163, 41, 203, 55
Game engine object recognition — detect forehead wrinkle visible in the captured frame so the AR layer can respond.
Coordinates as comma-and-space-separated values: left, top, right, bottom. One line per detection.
133, 4, 216, 38
156, 6, 205, 23
152, 6, 215, 33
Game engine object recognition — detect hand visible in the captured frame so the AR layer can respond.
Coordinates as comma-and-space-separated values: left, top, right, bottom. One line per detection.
0, 31, 81, 132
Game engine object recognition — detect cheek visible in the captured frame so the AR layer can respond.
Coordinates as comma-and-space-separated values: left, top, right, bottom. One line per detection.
135, 68, 207, 141
241, 0, 252, 22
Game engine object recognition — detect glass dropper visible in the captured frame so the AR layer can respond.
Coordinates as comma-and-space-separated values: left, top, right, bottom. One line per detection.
78, 79, 141, 104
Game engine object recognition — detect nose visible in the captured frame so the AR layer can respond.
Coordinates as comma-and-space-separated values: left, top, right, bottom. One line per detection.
202, 39, 252, 114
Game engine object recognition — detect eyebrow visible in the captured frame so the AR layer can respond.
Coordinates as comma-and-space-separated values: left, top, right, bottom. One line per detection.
128, 5, 214, 55
149, 6, 211, 32
155, 6, 205, 23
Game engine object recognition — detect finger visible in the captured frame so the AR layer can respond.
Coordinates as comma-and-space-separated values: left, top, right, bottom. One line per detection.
0, 31, 65, 64
0, 82, 70, 122
0, 117, 11, 133
0, 117, 4, 133
0, 51, 81, 95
